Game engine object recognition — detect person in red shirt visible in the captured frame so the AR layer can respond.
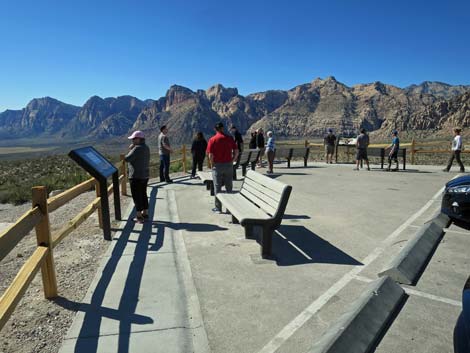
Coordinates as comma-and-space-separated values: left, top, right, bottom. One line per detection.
206, 122, 239, 211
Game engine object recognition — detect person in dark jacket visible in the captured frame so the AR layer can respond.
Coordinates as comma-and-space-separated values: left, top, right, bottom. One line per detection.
256, 128, 265, 167
230, 125, 244, 152
191, 132, 208, 178
249, 130, 257, 149
125, 130, 150, 224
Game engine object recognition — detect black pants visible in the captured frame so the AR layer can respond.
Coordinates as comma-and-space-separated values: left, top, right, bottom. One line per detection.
446, 150, 465, 171
191, 155, 205, 176
130, 178, 149, 212
159, 154, 170, 181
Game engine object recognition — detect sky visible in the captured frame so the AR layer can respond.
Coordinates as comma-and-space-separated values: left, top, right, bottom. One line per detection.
1, 0, 469, 111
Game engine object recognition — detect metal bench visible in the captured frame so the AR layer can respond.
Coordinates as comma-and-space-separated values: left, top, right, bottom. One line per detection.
197, 171, 214, 195
290, 147, 310, 167
247, 149, 261, 170
233, 150, 252, 180
216, 170, 292, 258
366, 148, 407, 170
274, 147, 310, 168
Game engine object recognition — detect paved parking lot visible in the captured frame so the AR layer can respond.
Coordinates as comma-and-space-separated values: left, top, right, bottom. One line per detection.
171, 162, 469, 353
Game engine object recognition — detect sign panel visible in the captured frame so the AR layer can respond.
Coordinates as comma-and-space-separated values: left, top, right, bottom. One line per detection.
69, 146, 117, 179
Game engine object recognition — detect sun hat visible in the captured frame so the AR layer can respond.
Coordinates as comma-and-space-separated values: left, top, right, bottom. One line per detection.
128, 130, 145, 139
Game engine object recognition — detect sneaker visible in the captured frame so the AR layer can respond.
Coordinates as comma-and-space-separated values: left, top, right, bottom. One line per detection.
353, 168, 359, 171
166, 179, 173, 183
133, 217, 145, 224
211, 207, 222, 214
442, 168, 449, 172
367, 167, 370, 171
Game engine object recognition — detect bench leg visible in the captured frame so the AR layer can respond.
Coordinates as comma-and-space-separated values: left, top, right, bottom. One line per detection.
232, 215, 239, 224
242, 165, 247, 176
251, 162, 256, 171
244, 224, 254, 239
304, 158, 307, 167
209, 181, 214, 196
233, 166, 237, 180
205, 181, 210, 190
287, 159, 291, 168
261, 226, 274, 258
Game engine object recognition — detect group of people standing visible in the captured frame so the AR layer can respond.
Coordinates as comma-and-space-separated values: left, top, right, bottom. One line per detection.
123, 123, 277, 221
325, 127, 465, 173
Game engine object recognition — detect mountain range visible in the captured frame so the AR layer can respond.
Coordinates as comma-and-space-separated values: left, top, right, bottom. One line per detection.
1, 78, 469, 144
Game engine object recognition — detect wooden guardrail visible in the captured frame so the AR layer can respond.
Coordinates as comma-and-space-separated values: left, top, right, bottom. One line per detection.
303, 138, 467, 165
0, 159, 127, 332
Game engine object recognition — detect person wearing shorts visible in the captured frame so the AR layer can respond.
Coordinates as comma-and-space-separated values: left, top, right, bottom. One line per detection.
354, 128, 370, 171
323, 128, 336, 164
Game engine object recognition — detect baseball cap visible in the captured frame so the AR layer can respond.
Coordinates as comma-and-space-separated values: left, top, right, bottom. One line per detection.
215, 122, 224, 129
128, 130, 145, 139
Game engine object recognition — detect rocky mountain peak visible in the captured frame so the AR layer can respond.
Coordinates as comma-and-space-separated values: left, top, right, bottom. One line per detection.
165, 85, 196, 108
206, 84, 238, 103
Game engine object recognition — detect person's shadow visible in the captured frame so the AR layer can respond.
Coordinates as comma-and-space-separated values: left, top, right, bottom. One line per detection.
56, 187, 160, 353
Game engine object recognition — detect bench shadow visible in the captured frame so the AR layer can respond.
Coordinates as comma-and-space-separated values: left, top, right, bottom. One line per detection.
61, 187, 160, 352
272, 225, 362, 267
153, 220, 228, 232
283, 214, 311, 220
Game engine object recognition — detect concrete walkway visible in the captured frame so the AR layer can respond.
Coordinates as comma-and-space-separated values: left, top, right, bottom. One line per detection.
59, 162, 469, 353
59, 181, 209, 353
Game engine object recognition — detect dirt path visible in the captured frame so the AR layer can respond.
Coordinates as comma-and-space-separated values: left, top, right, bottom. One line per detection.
0, 191, 132, 353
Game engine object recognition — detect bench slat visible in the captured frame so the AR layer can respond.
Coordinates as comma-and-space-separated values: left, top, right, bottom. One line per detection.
242, 178, 283, 204
217, 193, 270, 221
240, 187, 278, 216
197, 171, 212, 182
275, 148, 291, 159
245, 170, 288, 195
237, 151, 251, 165
291, 148, 309, 157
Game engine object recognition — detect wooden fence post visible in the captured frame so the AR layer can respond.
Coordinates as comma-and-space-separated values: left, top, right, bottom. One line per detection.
411, 138, 416, 165
182, 144, 187, 174
32, 186, 58, 299
119, 154, 127, 196
95, 181, 103, 229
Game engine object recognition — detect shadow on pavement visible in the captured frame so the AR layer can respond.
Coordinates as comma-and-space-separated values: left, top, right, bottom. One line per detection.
65, 187, 159, 353
153, 220, 228, 232
283, 214, 311, 220
272, 225, 363, 267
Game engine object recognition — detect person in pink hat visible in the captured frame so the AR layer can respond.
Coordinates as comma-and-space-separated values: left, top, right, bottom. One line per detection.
124, 130, 150, 223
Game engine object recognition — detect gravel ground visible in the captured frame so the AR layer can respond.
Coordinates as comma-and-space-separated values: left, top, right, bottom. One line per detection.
0, 190, 132, 353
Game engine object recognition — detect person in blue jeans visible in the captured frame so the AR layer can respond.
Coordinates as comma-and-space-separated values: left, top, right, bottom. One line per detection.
387, 130, 400, 171
158, 125, 173, 183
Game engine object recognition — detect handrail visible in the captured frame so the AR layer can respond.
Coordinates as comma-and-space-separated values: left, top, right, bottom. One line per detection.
0, 158, 127, 333
0, 246, 49, 331
47, 178, 96, 212
0, 207, 43, 262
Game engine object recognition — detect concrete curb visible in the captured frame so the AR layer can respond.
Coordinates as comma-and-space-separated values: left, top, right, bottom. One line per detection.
309, 276, 405, 353
378, 213, 449, 285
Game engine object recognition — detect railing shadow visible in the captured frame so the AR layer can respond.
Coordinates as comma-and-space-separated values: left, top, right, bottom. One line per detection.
66, 187, 159, 353
271, 225, 363, 267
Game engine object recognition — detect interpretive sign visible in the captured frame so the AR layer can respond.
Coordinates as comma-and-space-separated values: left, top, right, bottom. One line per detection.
69, 146, 121, 240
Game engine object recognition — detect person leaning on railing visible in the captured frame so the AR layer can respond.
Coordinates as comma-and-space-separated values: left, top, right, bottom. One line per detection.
125, 130, 150, 224
443, 128, 465, 173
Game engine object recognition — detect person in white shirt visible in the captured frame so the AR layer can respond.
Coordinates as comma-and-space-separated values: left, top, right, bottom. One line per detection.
443, 128, 465, 172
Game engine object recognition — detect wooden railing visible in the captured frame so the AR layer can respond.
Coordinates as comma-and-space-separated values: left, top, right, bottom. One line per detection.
0, 159, 127, 332
303, 138, 468, 165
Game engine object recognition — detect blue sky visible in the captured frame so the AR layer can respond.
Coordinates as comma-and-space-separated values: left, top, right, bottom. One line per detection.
1, 0, 469, 111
